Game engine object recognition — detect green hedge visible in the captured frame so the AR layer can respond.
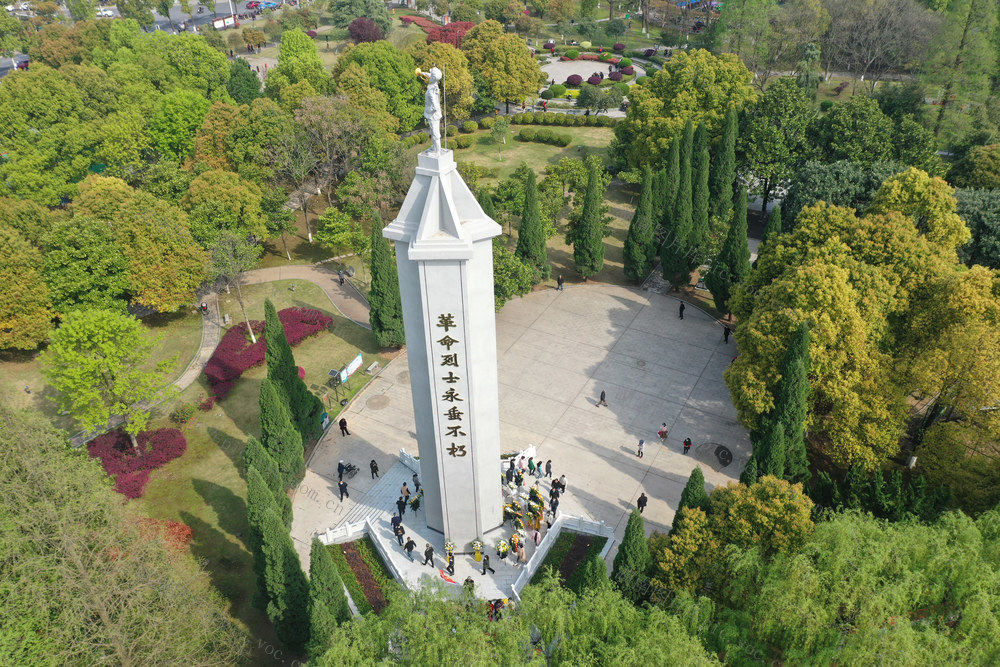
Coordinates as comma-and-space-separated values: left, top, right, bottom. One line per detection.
446, 125, 458, 137
479, 116, 495, 129
453, 134, 474, 148
519, 127, 572, 147
326, 544, 373, 615
540, 89, 554, 99
511, 112, 616, 128
461, 120, 478, 133
565, 49, 579, 59
549, 83, 567, 97
618, 58, 632, 68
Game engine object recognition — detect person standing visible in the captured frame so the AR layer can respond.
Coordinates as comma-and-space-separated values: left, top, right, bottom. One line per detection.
518, 545, 528, 566
679, 302, 685, 319
401, 482, 411, 502
657, 423, 668, 440
337, 460, 347, 480
339, 417, 349, 436
423, 543, 434, 567
597, 389, 608, 407
532, 528, 542, 546
557, 275, 564, 291
338, 269, 345, 285
338, 479, 349, 501
637, 439, 645, 458
396, 496, 407, 517
637, 492, 648, 514
683, 438, 692, 455
412, 473, 421, 492
446, 553, 455, 575
370, 459, 380, 479
404, 537, 416, 561
544, 460, 553, 478
395, 524, 405, 546
482, 553, 495, 575
723, 325, 731, 343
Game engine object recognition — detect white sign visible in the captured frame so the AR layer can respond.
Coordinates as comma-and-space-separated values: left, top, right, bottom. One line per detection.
343, 353, 363, 381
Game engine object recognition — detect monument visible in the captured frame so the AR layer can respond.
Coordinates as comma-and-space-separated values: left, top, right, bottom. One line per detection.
382, 68, 503, 546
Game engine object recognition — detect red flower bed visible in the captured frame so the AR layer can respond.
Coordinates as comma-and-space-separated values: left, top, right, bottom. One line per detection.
88, 428, 188, 499
203, 307, 332, 400
400, 15, 414, 25
426, 21, 474, 47
580, 54, 600, 61
407, 15, 439, 33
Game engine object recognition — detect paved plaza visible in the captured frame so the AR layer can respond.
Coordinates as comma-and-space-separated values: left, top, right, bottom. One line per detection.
291, 284, 750, 585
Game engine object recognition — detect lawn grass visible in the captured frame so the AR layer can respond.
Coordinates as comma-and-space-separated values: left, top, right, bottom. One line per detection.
531, 530, 575, 585
111, 282, 393, 663
447, 126, 615, 181
0, 308, 205, 432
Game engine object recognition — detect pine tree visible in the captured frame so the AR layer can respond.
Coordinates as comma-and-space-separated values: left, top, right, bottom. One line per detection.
812, 470, 840, 508
611, 510, 651, 602
710, 108, 737, 224
871, 472, 890, 518
660, 135, 680, 231
575, 553, 610, 593
661, 123, 694, 288
515, 169, 549, 279
704, 187, 750, 316
762, 206, 782, 245
369, 219, 405, 347
264, 299, 323, 442
758, 421, 786, 479
652, 168, 666, 218
246, 465, 277, 609
573, 159, 605, 279
260, 506, 311, 649
307, 539, 351, 658
690, 137, 710, 258
887, 470, 905, 521
673, 466, 709, 532
692, 122, 708, 189
259, 377, 305, 489
773, 323, 811, 483
739, 457, 759, 486
844, 466, 868, 510
244, 436, 292, 528
477, 187, 497, 220
623, 166, 656, 282
906, 474, 928, 518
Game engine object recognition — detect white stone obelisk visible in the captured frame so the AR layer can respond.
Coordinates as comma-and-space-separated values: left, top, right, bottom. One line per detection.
383, 69, 503, 545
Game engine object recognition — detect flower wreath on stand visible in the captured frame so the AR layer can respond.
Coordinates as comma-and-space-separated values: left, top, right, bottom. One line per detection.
472, 539, 484, 553
496, 539, 509, 558
444, 540, 455, 554
409, 489, 423, 513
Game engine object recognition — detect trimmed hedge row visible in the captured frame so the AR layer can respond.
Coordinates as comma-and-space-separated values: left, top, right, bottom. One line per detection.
517, 128, 572, 146
402, 132, 430, 148
510, 112, 617, 128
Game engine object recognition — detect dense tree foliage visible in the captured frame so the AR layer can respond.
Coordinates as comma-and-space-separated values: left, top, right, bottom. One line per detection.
369, 221, 406, 347
264, 298, 323, 441
623, 167, 657, 281
0, 405, 248, 664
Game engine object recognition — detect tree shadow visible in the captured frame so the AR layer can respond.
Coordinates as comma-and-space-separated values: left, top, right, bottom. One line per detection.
192, 477, 249, 543
207, 426, 246, 474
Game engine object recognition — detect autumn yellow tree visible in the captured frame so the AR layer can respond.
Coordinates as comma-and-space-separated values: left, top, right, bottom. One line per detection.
407, 41, 475, 121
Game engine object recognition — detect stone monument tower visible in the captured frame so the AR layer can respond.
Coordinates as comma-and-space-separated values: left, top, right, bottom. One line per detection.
382, 69, 503, 545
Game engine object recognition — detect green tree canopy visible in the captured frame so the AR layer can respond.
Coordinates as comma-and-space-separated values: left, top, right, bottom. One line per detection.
0, 226, 52, 350
623, 166, 657, 282
40, 309, 174, 448
369, 221, 405, 347
333, 41, 422, 131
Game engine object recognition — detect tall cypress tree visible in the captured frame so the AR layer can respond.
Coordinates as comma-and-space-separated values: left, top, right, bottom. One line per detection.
762, 206, 782, 245
259, 377, 305, 489
739, 457, 759, 486
672, 466, 709, 532
704, 187, 750, 316
623, 166, 656, 282
773, 323, 811, 483
611, 510, 651, 602
247, 466, 276, 610
676, 119, 694, 240
260, 506, 311, 649
710, 108, 737, 224
244, 436, 292, 528
661, 122, 694, 288
756, 418, 787, 479
573, 160, 605, 279
477, 187, 497, 220
369, 219, 405, 347
264, 299, 323, 442
661, 135, 680, 231
307, 539, 351, 658
515, 169, 549, 279
691, 137, 710, 258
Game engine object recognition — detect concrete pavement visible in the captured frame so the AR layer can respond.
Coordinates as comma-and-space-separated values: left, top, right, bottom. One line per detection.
292, 283, 750, 573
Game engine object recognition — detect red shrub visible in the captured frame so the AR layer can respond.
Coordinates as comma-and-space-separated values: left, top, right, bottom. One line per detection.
566, 74, 583, 86
613, 43, 625, 51
408, 16, 439, 33
87, 428, 188, 499
400, 15, 413, 24
426, 21, 474, 47
348, 16, 383, 43
580, 54, 600, 61
587, 75, 602, 85
203, 307, 332, 400
543, 42, 554, 49
137, 518, 194, 553
621, 65, 635, 75
609, 71, 622, 81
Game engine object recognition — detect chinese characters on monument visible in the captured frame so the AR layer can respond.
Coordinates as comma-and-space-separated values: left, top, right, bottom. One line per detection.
436, 313, 468, 458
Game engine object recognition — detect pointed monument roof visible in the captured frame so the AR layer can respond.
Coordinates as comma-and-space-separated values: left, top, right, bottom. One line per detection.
383, 149, 501, 260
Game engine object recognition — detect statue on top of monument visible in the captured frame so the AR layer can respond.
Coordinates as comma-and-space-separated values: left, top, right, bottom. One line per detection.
417, 66, 443, 155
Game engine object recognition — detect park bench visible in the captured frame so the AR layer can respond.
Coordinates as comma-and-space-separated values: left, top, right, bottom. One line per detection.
365, 361, 380, 374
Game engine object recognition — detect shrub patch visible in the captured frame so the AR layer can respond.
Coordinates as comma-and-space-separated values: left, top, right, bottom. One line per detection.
203, 307, 332, 400
87, 428, 188, 499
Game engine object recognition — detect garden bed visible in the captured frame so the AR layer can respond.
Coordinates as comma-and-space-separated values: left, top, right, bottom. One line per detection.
327, 536, 396, 615
530, 530, 608, 591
